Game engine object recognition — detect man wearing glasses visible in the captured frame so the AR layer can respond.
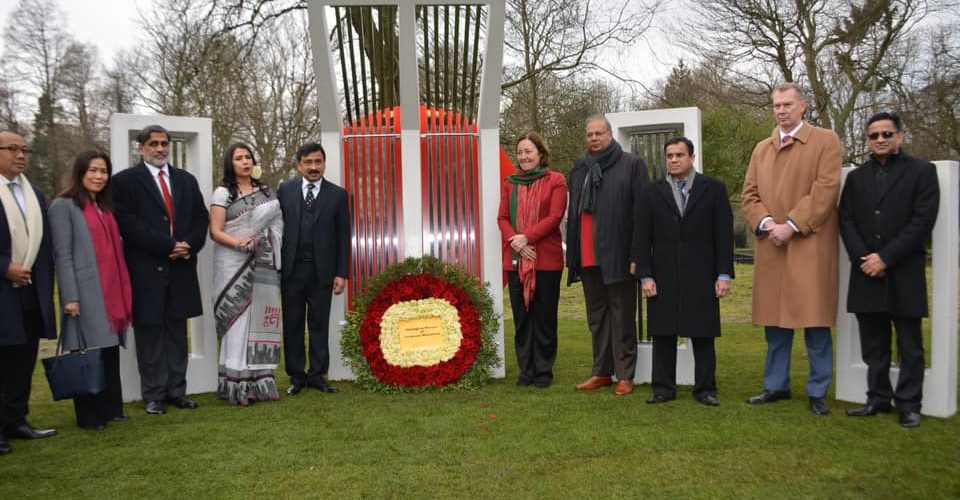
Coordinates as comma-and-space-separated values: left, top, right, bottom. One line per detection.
839, 112, 939, 428
0, 130, 58, 454
112, 125, 209, 415
566, 115, 649, 396
277, 143, 350, 395
741, 83, 842, 416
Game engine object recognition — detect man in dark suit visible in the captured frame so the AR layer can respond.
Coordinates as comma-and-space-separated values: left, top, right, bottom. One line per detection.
112, 125, 209, 415
566, 115, 649, 396
0, 130, 57, 454
839, 112, 939, 428
277, 142, 350, 395
637, 137, 734, 406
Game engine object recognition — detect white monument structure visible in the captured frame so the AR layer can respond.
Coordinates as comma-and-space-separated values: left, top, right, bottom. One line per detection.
109, 113, 217, 402
307, 1, 508, 379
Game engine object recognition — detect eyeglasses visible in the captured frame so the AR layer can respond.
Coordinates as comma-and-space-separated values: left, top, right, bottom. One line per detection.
300, 159, 325, 166
0, 145, 31, 155
867, 131, 896, 141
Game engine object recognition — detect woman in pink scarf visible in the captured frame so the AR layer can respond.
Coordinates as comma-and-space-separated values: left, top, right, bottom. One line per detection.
50, 150, 133, 430
497, 132, 567, 388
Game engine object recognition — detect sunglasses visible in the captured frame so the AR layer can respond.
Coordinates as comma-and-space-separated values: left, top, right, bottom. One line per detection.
867, 131, 896, 141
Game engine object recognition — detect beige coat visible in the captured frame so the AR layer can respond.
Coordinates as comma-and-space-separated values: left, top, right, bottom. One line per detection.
741, 123, 841, 328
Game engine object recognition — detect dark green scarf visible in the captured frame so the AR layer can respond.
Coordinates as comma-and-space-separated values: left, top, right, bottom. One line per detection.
506, 166, 548, 229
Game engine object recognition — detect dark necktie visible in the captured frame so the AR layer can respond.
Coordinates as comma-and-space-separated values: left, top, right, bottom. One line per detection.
158, 170, 175, 235
305, 183, 316, 209
677, 179, 687, 212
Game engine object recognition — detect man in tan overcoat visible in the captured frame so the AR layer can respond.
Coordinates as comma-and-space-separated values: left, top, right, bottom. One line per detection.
741, 83, 841, 416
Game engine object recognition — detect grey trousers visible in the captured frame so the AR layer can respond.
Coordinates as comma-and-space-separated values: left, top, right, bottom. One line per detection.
580, 267, 638, 380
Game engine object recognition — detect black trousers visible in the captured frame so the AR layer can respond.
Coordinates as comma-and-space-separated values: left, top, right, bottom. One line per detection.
74, 345, 124, 427
855, 313, 924, 412
282, 259, 332, 385
651, 335, 716, 398
0, 284, 43, 431
134, 316, 188, 403
507, 270, 561, 385
580, 267, 637, 380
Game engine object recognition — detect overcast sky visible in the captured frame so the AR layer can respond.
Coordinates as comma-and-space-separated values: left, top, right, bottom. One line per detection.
0, 0, 678, 96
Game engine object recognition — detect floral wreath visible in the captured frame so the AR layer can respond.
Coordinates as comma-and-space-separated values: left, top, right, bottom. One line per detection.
341, 256, 500, 392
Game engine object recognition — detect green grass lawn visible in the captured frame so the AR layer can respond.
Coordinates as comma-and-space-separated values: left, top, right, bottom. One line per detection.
3, 264, 959, 499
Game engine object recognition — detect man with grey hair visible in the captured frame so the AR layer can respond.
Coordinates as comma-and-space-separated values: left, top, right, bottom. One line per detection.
567, 114, 649, 396
741, 83, 842, 416
113, 125, 209, 415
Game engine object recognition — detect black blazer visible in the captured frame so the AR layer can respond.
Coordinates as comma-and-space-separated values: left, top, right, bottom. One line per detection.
0, 185, 56, 345
277, 177, 350, 284
112, 162, 209, 326
636, 174, 734, 338
839, 152, 939, 317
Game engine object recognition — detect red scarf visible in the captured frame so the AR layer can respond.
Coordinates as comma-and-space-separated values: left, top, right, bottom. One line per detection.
512, 178, 544, 310
83, 200, 133, 334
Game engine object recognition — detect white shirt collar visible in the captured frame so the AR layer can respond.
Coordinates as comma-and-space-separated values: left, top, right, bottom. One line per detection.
144, 162, 170, 177
779, 122, 804, 141
0, 173, 20, 186
302, 177, 323, 196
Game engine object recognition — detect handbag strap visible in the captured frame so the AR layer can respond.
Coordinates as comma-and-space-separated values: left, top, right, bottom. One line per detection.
55, 315, 89, 356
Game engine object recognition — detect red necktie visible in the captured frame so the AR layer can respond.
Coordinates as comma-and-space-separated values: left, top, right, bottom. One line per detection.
158, 170, 175, 234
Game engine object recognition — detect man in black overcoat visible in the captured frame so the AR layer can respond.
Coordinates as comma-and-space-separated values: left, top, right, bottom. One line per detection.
839, 112, 939, 428
277, 142, 350, 395
112, 125, 209, 415
636, 137, 734, 406
0, 130, 57, 454
567, 115, 649, 396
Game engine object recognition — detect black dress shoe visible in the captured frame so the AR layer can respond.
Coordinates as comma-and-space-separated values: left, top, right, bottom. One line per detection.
79, 424, 106, 431
145, 401, 166, 415
311, 381, 339, 393
7, 423, 57, 439
646, 394, 676, 404
746, 390, 792, 405
696, 395, 720, 406
809, 397, 830, 416
846, 403, 893, 417
166, 397, 199, 409
109, 415, 129, 422
899, 411, 921, 428
533, 380, 552, 389
516, 378, 533, 387
0, 438, 10, 455
286, 383, 304, 395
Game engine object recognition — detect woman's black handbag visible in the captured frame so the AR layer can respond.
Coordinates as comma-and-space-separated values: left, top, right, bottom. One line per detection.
41, 317, 105, 401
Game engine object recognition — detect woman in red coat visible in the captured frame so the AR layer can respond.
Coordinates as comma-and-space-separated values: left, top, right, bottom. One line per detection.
497, 132, 567, 388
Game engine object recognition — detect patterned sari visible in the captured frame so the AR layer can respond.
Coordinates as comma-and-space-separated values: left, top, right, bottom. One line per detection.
212, 187, 283, 405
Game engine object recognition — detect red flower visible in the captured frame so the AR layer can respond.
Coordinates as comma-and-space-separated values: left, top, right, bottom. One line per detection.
358, 273, 483, 388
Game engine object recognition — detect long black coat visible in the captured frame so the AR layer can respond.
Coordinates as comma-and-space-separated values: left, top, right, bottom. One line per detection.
839, 152, 939, 317
566, 147, 649, 285
112, 162, 209, 326
277, 177, 350, 284
636, 174, 734, 338
0, 185, 56, 345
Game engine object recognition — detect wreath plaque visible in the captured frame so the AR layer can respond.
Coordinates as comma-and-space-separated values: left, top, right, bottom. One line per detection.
341, 256, 500, 392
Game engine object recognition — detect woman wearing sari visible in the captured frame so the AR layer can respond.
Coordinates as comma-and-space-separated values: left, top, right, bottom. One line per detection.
497, 132, 567, 388
50, 150, 133, 430
210, 143, 283, 405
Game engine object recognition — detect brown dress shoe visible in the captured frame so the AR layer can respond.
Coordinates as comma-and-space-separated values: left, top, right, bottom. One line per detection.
575, 376, 613, 391
613, 380, 634, 396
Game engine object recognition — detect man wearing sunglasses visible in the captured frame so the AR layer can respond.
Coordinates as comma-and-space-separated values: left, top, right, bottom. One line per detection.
839, 112, 939, 428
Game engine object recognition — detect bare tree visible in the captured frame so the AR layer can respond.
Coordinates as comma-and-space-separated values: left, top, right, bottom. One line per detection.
2, 0, 75, 195
503, 0, 659, 132
683, 0, 930, 160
